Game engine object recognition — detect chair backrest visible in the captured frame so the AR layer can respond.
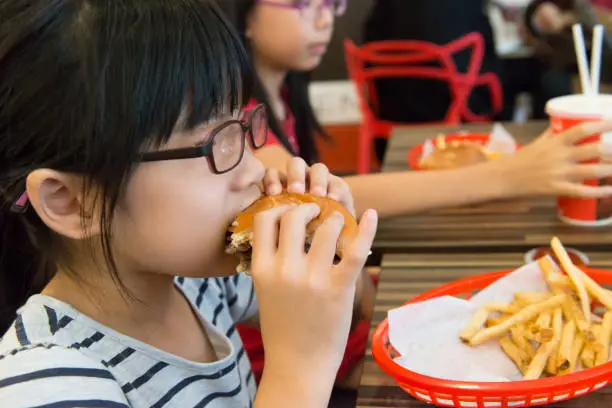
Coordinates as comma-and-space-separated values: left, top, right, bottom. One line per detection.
344, 32, 488, 130
343, 33, 502, 174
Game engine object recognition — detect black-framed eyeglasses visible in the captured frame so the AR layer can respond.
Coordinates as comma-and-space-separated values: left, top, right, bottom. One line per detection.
141, 104, 268, 174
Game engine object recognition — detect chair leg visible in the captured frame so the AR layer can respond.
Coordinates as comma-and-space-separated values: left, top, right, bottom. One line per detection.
357, 126, 371, 175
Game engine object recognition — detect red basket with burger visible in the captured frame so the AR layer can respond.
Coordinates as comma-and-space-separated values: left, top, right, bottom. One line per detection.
372, 238, 612, 407
408, 125, 519, 171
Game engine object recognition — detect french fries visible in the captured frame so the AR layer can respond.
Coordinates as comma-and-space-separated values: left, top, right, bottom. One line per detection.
514, 292, 552, 304
510, 326, 536, 359
581, 273, 612, 310
556, 320, 576, 372
595, 312, 612, 366
546, 308, 564, 375
486, 315, 511, 328
469, 295, 566, 346
551, 238, 591, 322
524, 340, 555, 380
563, 296, 597, 345
563, 333, 585, 375
460, 237, 612, 380
582, 328, 598, 369
523, 327, 553, 343
460, 307, 491, 342
500, 337, 529, 374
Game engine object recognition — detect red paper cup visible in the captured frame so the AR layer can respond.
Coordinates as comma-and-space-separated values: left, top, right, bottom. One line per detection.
546, 94, 612, 227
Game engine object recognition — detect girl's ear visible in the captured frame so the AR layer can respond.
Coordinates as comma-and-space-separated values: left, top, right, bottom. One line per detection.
26, 170, 101, 239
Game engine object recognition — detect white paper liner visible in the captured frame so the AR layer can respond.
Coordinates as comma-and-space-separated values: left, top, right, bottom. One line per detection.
419, 123, 518, 162
387, 259, 612, 382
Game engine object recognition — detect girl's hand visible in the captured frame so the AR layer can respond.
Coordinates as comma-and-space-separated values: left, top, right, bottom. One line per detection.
500, 121, 612, 198
251, 203, 378, 382
263, 157, 355, 216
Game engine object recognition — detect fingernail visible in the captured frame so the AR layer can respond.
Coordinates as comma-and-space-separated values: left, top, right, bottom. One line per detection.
307, 204, 321, 219
268, 184, 282, 195
311, 186, 326, 196
601, 140, 612, 155
289, 181, 304, 192
364, 209, 378, 221
327, 193, 340, 201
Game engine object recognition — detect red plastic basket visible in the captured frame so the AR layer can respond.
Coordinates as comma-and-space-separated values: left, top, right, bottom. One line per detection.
371, 268, 612, 407
407, 133, 518, 171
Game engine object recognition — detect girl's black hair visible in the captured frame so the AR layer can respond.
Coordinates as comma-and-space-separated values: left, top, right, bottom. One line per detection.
0, 0, 253, 333
219, 0, 328, 165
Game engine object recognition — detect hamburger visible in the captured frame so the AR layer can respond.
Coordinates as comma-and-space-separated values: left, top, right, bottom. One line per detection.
420, 140, 489, 170
226, 193, 358, 273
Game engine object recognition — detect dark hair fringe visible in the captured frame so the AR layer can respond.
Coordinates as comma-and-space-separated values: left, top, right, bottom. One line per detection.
0, 0, 253, 332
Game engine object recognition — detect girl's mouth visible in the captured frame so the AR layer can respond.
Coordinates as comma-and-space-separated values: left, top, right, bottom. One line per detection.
308, 43, 328, 55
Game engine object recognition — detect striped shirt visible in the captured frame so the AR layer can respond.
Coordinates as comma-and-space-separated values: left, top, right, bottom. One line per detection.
0, 275, 258, 408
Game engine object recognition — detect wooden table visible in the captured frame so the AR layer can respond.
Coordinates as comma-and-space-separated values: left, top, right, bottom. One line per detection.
374, 122, 612, 253
356, 251, 612, 407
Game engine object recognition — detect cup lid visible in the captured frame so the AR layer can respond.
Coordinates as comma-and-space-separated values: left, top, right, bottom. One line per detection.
546, 94, 612, 118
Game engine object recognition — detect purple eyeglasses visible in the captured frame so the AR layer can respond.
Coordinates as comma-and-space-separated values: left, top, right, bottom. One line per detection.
256, 0, 347, 18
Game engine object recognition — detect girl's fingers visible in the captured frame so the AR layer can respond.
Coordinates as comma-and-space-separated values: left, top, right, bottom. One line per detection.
556, 181, 612, 199
327, 176, 356, 216
306, 211, 345, 271
252, 205, 294, 265
286, 157, 308, 194
568, 163, 612, 181
335, 210, 378, 285
561, 120, 612, 145
308, 163, 330, 197
277, 203, 320, 261
569, 142, 604, 162
263, 168, 285, 196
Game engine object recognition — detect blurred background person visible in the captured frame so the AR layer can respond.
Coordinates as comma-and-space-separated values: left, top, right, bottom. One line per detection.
523, 0, 612, 85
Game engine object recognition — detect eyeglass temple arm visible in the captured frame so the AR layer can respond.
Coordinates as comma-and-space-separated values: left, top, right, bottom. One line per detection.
256, 1, 295, 7
140, 145, 212, 162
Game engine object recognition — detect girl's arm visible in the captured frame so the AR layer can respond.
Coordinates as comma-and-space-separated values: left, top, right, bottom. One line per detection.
256, 121, 612, 218
344, 165, 509, 218
257, 148, 510, 217
256, 365, 336, 408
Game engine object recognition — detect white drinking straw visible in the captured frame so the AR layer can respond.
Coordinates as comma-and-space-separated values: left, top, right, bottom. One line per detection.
573, 24, 592, 94
590, 24, 604, 95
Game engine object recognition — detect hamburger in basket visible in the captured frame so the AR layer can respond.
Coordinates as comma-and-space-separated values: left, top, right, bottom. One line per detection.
420, 137, 492, 170
225, 192, 358, 273
418, 124, 517, 170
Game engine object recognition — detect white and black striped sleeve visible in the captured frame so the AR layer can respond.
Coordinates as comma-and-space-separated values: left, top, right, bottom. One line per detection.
0, 345, 131, 408
224, 274, 258, 324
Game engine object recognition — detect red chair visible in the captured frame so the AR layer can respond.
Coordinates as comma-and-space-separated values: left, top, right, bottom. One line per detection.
344, 32, 503, 174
